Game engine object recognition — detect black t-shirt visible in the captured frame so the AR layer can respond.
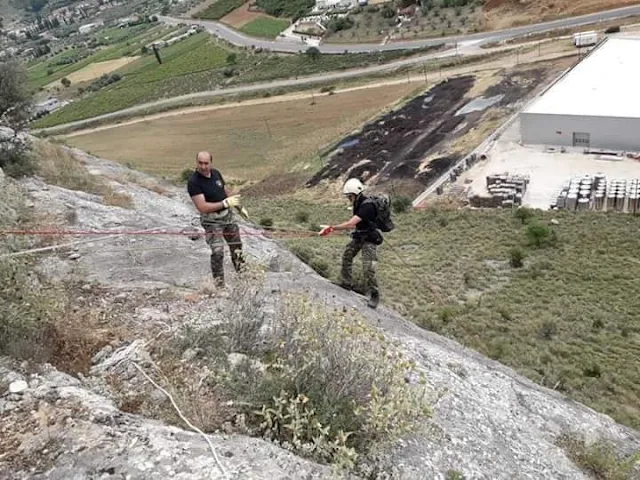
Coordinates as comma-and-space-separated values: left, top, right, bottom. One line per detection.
187, 169, 227, 203
354, 195, 377, 232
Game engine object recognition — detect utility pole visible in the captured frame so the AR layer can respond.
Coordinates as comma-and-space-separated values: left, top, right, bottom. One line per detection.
538, 40, 541, 57
423, 64, 428, 84
152, 44, 162, 65
406, 69, 411, 84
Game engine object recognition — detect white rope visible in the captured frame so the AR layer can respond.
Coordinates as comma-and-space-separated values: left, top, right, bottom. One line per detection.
130, 361, 228, 478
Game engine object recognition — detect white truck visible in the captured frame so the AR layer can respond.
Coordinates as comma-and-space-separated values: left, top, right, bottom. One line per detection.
573, 31, 598, 48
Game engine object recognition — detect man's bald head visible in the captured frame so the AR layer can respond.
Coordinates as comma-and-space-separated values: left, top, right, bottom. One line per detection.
195, 151, 213, 176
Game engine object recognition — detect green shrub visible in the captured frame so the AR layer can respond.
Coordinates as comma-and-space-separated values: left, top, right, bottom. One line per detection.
526, 222, 552, 248
391, 196, 412, 214
180, 168, 193, 183
514, 207, 534, 224
248, 297, 430, 468
260, 217, 274, 228
509, 247, 525, 268
556, 434, 640, 480
295, 210, 309, 223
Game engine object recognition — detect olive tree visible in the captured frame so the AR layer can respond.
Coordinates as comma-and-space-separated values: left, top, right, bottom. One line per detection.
0, 61, 33, 177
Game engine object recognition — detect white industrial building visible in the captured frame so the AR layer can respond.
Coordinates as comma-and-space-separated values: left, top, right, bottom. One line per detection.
520, 37, 640, 152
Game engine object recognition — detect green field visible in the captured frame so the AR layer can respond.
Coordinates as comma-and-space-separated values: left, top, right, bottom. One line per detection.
31, 41, 441, 129
240, 17, 290, 38
241, 197, 640, 430
27, 24, 178, 89
195, 0, 245, 19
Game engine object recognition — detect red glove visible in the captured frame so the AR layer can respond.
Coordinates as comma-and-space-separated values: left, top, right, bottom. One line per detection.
319, 225, 335, 237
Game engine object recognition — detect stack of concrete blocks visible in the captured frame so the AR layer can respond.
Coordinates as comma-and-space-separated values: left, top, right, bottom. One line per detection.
485, 173, 530, 208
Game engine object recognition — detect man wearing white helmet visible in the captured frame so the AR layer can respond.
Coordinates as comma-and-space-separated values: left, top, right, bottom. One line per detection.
318, 178, 382, 309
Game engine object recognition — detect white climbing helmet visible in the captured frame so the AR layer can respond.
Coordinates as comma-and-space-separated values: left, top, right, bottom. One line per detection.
343, 178, 365, 196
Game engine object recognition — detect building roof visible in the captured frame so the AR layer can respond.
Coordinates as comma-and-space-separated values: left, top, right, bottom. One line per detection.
523, 37, 640, 119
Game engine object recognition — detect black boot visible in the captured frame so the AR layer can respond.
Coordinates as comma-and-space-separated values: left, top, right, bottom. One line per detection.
334, 281, 353, 292
367, 289, 379, 309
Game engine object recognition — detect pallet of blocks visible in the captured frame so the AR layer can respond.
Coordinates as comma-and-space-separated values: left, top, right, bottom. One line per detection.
483, 173, 530, 208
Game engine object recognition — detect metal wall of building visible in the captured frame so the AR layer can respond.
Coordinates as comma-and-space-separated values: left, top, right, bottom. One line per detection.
520, 113, 640, 151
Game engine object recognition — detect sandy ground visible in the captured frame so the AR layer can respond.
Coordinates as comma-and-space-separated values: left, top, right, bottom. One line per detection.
484, 0, 640, 30
45, 57, 139, 89
220, 2, 264, 28
463, 118, 640, 209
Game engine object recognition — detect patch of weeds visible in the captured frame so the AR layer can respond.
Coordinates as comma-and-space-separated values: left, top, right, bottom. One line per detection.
592, 318, 605, 332
445, 470, 467, 480
509, 247, 525, 268
260, 217, 274, 228
295, 210, 310, 223
290, 244, 313, 264
438, 305, 457, 324
103, 190, 134, 209
538, 319, 557, 340
556, 434, 640, 480
310, 258, 330, 278
583, 362, 602, 378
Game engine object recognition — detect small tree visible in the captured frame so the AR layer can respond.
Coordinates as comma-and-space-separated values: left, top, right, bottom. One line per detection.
526, 223, 552, 248
514, 206, 534, 224
226, 53, 237, 64
0, 61, 33, 177
61, 77, 71, 88
305, 46, 320, 62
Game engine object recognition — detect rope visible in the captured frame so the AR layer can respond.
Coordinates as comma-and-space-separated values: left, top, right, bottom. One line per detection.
130, 362, 228, 479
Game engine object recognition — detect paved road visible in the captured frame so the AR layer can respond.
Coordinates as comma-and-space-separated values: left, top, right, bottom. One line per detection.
161, 4, 640, 53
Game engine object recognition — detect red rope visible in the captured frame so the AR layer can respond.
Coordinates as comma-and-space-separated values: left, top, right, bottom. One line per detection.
0, 228, 321, 239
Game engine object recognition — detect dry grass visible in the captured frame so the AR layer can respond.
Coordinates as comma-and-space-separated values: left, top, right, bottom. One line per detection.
483, 0, 640, 30
34, 141, 134, 209
44, 57, 139, 89
243, 196, 640, 430
62, 83, 421, 184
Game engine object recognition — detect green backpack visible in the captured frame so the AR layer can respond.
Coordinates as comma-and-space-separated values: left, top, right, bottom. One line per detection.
362, 194, 395, 233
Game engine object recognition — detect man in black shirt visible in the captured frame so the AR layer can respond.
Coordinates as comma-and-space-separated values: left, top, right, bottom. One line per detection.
187, 151, 245, 287
318, 178, 382, 309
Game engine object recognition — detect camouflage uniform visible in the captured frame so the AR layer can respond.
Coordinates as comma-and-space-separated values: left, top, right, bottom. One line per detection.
341, 234, 379, 297
201, 209, 244, 286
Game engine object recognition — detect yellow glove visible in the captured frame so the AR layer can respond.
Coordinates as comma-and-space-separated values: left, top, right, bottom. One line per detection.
223, 195, 241, 209
235, 205, 250, 220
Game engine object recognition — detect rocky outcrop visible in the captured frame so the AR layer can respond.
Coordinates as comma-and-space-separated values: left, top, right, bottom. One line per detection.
1, 149, 639, 479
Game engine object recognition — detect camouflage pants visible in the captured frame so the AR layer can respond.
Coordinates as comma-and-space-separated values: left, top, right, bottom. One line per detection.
201, 210, 244, 285
341, 237, 379, 295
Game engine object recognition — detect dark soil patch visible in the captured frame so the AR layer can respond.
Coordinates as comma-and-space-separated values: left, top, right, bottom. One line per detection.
306, 76, 476, 189
485, 68, 548, 106
305, 66, 556, 193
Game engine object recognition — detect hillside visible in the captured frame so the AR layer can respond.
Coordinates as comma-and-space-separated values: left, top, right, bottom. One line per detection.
483, 0, 640, 30
1, 143, 640, 478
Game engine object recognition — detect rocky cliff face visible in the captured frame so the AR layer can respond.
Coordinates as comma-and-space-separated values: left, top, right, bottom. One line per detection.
1, 150, 639, 479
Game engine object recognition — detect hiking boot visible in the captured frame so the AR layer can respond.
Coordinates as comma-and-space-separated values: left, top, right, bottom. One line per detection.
367, 290, 380, 309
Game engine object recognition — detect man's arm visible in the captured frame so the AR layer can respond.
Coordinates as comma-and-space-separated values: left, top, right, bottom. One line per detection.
190, 194, 228, 214
333, 215, 362, 231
